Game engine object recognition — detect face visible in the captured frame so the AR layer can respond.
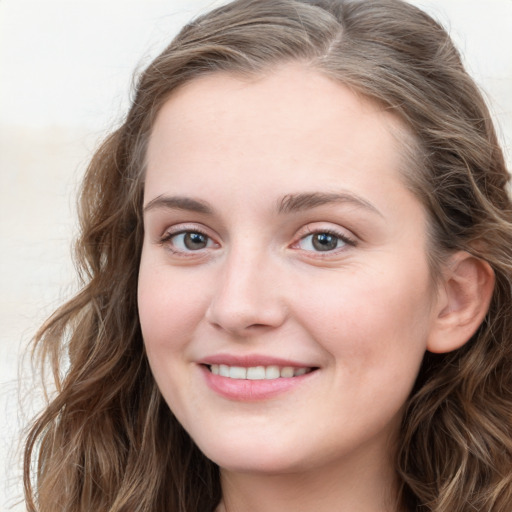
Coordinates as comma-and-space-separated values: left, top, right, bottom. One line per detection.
138, 64, 440, 476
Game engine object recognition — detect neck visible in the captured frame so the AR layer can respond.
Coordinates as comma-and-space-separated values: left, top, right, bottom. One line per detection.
217, 451, 403, 512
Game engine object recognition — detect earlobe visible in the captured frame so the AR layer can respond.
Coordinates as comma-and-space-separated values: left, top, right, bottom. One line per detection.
427, 251, 495, 354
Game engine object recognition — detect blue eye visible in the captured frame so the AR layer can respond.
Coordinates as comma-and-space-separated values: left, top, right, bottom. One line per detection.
167, 231, 214, 251
298, 232, 348, 252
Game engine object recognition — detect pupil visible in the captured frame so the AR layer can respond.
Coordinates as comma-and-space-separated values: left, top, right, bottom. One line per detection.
312, 233, 337, 251
184, 232, 207, 250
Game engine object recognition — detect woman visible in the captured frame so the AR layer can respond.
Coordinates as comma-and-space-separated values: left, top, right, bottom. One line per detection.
24, 0, 512, 511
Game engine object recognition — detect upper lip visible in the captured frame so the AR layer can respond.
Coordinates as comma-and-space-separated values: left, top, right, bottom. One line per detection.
198, 353, 317, 368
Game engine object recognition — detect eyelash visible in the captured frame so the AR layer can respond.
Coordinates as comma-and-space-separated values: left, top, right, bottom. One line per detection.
158, 226, 356, 257
159, 227, 216, 256
295, 228, 356, 254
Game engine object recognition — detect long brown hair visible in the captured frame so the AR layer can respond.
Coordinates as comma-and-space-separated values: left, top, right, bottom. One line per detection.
24, 1, 512, 511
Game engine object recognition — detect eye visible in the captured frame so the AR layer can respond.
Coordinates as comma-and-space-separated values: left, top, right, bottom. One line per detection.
297, 231, 352, 252
162, 230, 216, 252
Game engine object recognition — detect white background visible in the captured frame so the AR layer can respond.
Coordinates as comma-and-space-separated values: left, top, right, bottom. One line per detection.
1, 1, 511, 509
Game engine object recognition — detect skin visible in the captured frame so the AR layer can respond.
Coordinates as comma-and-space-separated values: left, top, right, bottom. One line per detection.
138, 64, 449, 512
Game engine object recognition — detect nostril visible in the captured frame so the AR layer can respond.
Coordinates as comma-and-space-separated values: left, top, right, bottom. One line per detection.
205, 280, 288, 334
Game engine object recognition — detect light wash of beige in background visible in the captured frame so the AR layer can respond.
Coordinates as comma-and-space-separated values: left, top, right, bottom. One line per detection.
1, 1, 511, 510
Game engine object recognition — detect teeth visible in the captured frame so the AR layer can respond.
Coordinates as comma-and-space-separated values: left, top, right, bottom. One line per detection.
209, 364, 311, 380
247, 366, 265, 380
229, 366, 247, 379
265, 365, 280, 379
280, 366, 294, 378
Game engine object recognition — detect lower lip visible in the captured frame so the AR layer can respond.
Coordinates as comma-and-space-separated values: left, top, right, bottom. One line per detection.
200, 365, 316, 401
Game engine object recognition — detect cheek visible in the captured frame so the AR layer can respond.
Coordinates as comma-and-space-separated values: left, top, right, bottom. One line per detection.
137, 262, 209, 355
292, 264, 433, 370
137, 263, 211, 413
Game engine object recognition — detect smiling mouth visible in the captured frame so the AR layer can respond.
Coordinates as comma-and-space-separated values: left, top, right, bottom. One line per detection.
206, 364, 316, 380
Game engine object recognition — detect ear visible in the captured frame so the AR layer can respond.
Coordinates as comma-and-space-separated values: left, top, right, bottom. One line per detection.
427, 251, 495, 354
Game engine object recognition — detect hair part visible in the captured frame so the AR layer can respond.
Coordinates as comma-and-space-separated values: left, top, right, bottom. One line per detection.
24, 1, 512, 511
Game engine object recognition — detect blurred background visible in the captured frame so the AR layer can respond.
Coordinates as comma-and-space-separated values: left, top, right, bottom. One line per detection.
1, 0, 511, 509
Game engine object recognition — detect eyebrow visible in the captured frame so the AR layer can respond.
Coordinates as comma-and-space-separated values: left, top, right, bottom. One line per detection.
143, 195, 213, 215
143, 191, 382, 217
277, 192, 382, 216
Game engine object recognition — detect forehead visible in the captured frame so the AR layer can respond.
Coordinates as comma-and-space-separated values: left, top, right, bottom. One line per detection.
151, 64, 407, 143
145, 64, 413, 205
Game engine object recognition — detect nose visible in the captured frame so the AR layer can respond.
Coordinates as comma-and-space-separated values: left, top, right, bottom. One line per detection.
205, 249, 288, 336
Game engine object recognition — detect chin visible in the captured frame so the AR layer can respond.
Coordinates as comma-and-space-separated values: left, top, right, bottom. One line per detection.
194, 434, 308, 475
